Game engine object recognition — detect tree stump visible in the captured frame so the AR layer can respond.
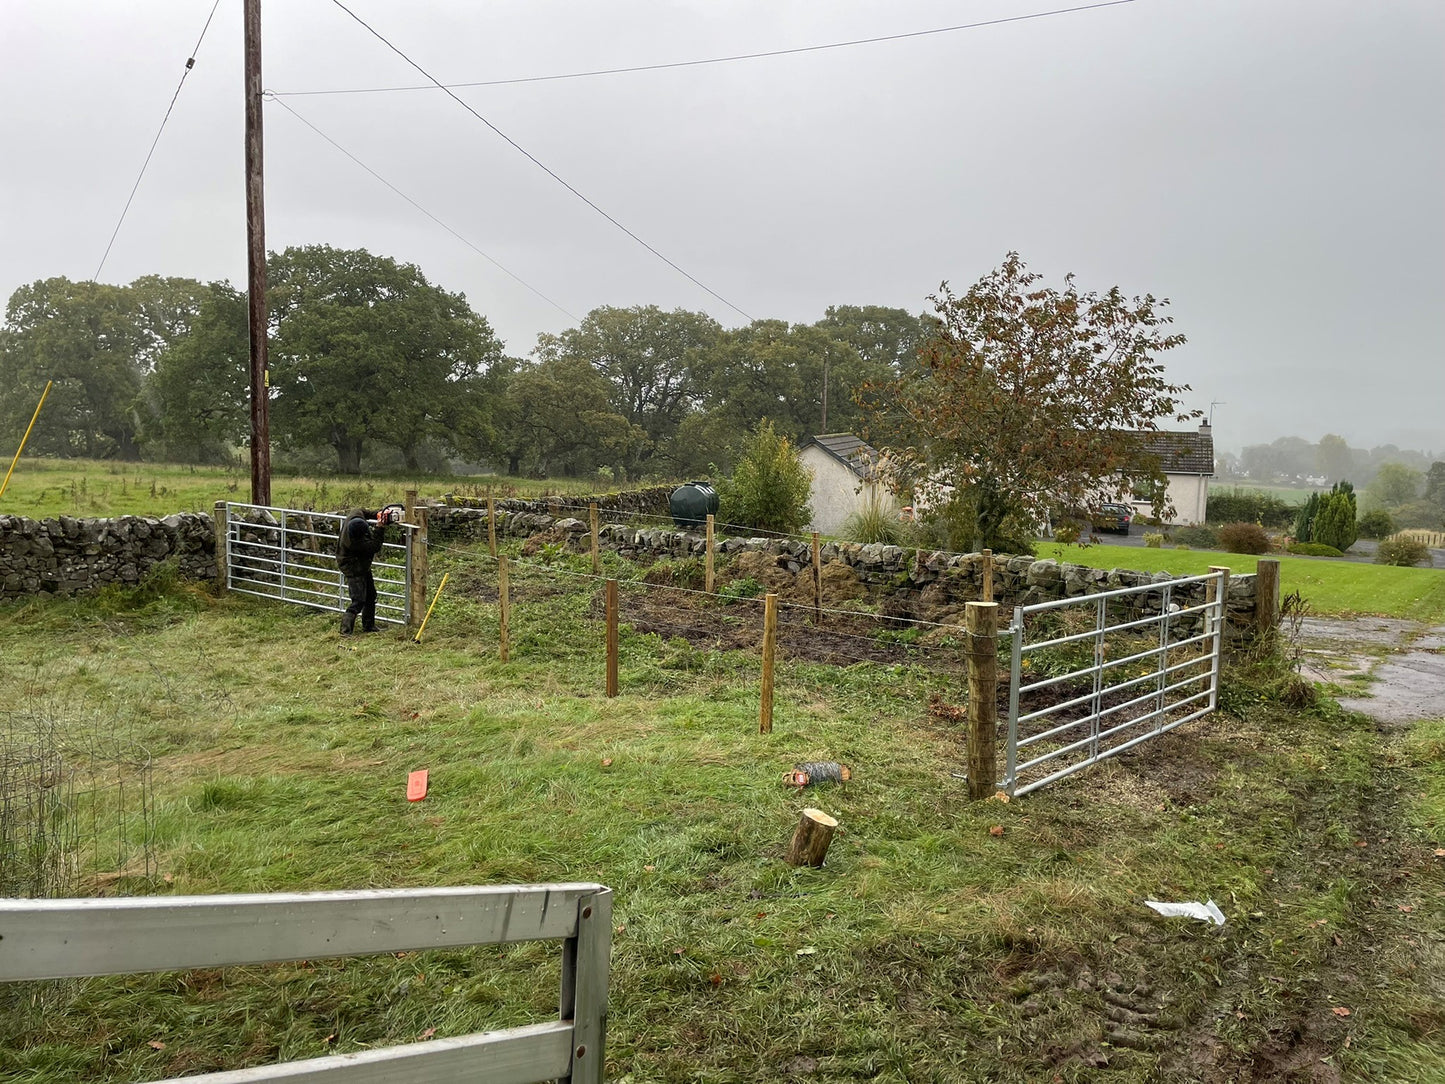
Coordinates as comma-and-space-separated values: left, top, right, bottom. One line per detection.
786, 808, 838, 867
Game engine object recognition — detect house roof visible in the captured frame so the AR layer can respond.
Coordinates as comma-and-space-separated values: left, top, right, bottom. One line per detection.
801, 433, 884, 481
1139, 427, 1214, 476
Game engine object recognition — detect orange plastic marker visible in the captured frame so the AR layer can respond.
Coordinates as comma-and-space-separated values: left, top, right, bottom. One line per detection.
407, 769, 429, 802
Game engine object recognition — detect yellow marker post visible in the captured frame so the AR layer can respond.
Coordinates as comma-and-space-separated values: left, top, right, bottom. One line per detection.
0, 381, 52, 501
412, 571, 449, 643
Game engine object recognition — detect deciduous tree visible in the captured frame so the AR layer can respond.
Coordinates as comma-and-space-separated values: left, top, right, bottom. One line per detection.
860, 253, 1197, 551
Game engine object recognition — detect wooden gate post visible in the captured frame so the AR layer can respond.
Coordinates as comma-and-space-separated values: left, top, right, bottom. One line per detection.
605, 578, 619, 698
212, 501, 228, 593
1255, 558, 1280, 639
705, 514, 716, 594
498, 554, 511, 662
403, 489, 417, 523
487, 496, 498, 558
981, 549, 994, 603
407, 507, 428, 630
965, 601, 999, 800
590, 502, 601, 575
760, 592, 778, 733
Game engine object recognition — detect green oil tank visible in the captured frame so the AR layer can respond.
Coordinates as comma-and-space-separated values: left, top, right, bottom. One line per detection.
669, 482, 719, 529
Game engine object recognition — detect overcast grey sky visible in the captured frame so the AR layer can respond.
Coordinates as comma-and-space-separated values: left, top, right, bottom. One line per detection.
2, 0, 1441, 456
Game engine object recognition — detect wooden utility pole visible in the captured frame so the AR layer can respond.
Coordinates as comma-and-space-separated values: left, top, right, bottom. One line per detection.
243, 0, 271, 506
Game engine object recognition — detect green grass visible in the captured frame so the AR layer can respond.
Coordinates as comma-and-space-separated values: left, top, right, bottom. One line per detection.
0, 458, 602, 519
1, 545, 1442, 1081
1043, 542, 1445, 623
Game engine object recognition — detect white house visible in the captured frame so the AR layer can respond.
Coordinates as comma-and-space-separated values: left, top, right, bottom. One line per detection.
798, 434, 901, 536
1129, 423, 1215, 525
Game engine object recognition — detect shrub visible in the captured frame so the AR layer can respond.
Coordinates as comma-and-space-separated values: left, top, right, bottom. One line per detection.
1207, 487, 1294, 528
1052, 521, 1081, 545
1375, 536, 1430, 567
1143, 532, 1164, 548
1287, 542, 1343, 557
718, 576, 765, 600
716, 420, 813, 535
1171, 524, 1219, 549
844, 500, 915, 546
1312, 483, 1357, 551
1218, 521, 1270, 555
1357, 509, 1395, 539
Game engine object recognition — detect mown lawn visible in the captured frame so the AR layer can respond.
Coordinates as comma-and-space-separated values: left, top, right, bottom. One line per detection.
0, 543, 1441, 1083
0, 457, 598, 520
1044, 543, 1445, 624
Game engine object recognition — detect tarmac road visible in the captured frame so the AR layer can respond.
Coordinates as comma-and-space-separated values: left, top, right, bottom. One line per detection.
1047, 523, 1445, 570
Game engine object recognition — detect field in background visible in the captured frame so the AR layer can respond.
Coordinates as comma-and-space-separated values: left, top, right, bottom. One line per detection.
0, 458, 602, 519
0, 541, 1442, 1081
1209, 482, 1317, 505
1045, 542, 1445, 624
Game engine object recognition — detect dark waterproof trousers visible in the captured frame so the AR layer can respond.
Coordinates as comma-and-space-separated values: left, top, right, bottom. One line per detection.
344, 568, 378, 631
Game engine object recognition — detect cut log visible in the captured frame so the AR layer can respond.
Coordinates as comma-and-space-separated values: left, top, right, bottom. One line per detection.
786, 808, 838, 867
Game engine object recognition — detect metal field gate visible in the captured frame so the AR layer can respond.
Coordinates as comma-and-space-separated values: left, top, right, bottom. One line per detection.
221, 503, 412, 626
1002, 570, 1227, 796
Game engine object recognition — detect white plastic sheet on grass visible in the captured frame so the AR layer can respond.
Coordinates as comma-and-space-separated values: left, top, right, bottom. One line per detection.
1144, 899, 1226, 926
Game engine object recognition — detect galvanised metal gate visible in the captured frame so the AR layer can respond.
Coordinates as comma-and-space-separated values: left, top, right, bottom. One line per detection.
1002, 570, 1227, 796
222, 503, 411, 626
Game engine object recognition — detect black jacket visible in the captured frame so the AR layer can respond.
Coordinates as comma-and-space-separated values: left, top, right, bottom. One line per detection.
337, 508, 386, 575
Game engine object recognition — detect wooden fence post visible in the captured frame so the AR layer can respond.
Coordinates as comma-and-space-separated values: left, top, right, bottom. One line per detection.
812, 532, 822, 626
212, 500, 228, 593
760, 592, 778, 733
498, 554, 511, 662
605, 578, 619, 698
487, 496, 498, 558
403, 489, 417, 523
407, 507, 428, 630
981, 549, 994, 603
1255, 558, 1280, 639
965, 601, 999, 800
590, 502, 601, 575
705, 514, 716, 594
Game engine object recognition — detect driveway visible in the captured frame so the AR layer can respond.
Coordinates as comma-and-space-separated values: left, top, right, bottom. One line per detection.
1299, 616, 1445, 725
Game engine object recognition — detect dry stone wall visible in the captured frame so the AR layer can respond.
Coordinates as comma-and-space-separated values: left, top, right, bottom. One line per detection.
425, 502, 1261, 640
0, 513, 216, 601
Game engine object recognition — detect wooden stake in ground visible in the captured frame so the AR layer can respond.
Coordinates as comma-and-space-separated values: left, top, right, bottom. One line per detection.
786, 808, 838, 867
760, 592, 778, 733
1255, 558, 1280, 639
498, 554, 511, 662
403, 489, 417, 523
812, 532, 822, 626
590, 502, 601, 575
605, 578, 619, 698
981, 549, 994, 603
965, 601, 999, 800
408, 507, 429, 631
705, 514, 716, 594
487, 496, 498, 558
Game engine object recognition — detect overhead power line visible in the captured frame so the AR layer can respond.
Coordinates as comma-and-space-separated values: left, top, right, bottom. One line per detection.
94, 0, 223, 280
274, 0, 1140, 97
265, 93, 581, 323
326, 0, 756, 321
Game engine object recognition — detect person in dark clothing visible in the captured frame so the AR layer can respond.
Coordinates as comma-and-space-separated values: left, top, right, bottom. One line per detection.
336, 505, 402, 634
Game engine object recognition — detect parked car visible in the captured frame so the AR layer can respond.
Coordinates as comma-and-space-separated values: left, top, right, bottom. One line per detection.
1090, 503, 1133, 534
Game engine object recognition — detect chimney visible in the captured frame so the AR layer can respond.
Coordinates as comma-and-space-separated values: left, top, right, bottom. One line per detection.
1198, 421, 1212, 435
